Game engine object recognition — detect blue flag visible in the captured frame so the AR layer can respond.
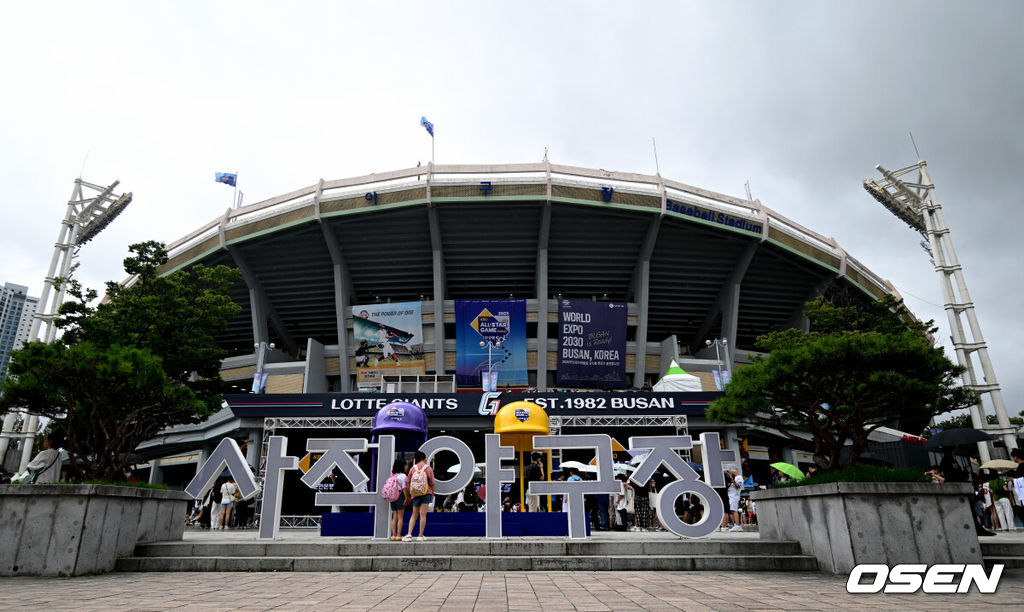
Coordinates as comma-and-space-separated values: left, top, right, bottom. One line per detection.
420, 116, 434, 137
215, 172, 237, 187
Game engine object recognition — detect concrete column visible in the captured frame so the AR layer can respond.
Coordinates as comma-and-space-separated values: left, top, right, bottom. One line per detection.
535, 254, 549, 391
17, 414, 39, 472
0, 412, 17, 468
535, 202, 551, 391
148, 458, 164, 485
720, 283, 740, 373
246, 428, 263, 470
332, 264, 352, 391
432, 254, 446, 374
196, 444, 210, 478
303, 337, 328, 393
428, 205, 447, 375
633, 260, 651, 388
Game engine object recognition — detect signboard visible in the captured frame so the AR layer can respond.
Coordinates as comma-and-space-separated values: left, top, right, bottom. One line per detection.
556, 300, 627, 389
352, 301, 425, 384
225, 390, 723, 418
455, 300, 527, 387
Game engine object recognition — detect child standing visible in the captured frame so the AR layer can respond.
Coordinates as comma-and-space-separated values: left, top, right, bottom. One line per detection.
384, 458, 410, 541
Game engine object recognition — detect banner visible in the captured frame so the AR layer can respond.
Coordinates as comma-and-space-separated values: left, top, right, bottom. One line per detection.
351, 301, 425, 385
455, 299, 527, 387
556, 300, 627, 389
225, 390, 723, 418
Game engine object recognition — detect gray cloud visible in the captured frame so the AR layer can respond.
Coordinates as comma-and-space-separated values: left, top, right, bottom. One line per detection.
1, 1, 1019, 421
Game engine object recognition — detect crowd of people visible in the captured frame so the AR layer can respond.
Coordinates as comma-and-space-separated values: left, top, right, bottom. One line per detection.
376, 452, 758, 535
926, 447, 1024, 535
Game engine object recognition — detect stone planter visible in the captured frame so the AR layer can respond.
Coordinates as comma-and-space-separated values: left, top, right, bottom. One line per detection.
751, 482, 981, 574
0, 484, 190, 576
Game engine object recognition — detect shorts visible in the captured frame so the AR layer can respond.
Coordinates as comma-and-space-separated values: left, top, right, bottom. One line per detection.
728, 497, 740, 512
411, 494, 433, 507
390, 499, 406, 511
220, 501, 234, 508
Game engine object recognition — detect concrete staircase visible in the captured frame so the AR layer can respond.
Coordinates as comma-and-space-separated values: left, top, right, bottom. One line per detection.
982, 540, 1024, 569
117, 538, 818, 572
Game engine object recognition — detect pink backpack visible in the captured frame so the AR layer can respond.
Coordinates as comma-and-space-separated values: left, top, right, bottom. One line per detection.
381, 473, 403, 502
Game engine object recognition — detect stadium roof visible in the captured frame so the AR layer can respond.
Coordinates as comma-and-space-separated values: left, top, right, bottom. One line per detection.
156, 162, 895, 356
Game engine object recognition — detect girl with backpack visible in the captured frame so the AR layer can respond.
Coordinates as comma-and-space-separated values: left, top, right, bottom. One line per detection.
403, 450, 435, 541
382, 458, 410, 541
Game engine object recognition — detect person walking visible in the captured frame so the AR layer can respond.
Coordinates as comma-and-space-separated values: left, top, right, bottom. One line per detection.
403, 451, 435, 541
383, 458, 410, 541
722, 468, 744, 532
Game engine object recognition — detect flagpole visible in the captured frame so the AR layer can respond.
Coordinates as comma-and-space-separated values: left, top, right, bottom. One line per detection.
234, 173, 239, 209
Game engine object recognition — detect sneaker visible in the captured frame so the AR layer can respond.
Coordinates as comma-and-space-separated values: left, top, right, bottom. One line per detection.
730, 525, 743, 532
390, 536, 401, 541
402, 535, 412, 542
416, 536, 426, 541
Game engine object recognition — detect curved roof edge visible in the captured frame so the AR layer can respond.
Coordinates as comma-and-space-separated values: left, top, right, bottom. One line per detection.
153, 162, 895, 301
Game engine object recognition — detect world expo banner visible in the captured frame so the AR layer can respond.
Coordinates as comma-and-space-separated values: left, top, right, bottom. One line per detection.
557, 300, 627, 389
455, 299, 527, 387
351, 301, 426, 385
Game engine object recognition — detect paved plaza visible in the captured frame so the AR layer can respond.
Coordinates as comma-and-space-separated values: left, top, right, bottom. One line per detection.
3, 530, 1023, 610
2, 568, 1023, 610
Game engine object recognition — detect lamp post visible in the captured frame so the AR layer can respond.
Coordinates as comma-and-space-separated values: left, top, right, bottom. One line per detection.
253, 341, 276, 394
705, 337, 729, 390
479, 338, 504, 391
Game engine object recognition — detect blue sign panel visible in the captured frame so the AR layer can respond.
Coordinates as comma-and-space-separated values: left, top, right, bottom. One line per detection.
455, 300, 528, 387
556, 300, 627, 389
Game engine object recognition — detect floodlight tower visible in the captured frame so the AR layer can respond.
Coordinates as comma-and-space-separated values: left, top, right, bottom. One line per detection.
30, 178, 132, 343
864, 160, 1014, 462
6, 178, 132, 472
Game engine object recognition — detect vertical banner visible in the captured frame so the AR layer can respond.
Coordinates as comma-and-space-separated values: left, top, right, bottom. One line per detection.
556, 300, 627, 389
352, 301, 425, 387
456, 299, 527, 387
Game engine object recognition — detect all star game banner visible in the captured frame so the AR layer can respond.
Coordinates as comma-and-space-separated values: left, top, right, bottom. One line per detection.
557, 300, 628, 389
351, 301, 426, 385
455, 299, 528, 387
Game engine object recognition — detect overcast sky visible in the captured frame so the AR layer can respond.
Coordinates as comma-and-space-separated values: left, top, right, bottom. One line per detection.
1, 2, 1020, 422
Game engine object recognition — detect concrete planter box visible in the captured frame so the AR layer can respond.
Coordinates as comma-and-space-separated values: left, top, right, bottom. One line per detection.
0, 484, 190, 576
751, 482, 981, 574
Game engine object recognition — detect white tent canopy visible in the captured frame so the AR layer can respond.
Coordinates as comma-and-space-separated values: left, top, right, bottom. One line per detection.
652, 360, 703, 392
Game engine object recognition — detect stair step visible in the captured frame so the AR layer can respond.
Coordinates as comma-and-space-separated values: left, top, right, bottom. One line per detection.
984, 556, 1024, 569
134, 540, 803, 558
117, 554, 819, 573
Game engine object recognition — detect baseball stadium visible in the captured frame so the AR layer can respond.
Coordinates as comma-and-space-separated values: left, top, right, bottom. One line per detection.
130, 161, 924, 520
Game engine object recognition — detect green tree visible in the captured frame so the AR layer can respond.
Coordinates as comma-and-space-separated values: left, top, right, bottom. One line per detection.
707, 296, 977, 470
1, 241, 241, 481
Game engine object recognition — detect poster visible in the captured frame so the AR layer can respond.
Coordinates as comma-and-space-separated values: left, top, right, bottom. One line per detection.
351, 301, 425, 386
455, 299, 527, 387
556, 300, 627, 389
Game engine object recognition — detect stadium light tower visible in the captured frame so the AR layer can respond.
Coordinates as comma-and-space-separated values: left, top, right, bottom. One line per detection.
6, 178, 132, 473
864, 160, 1014, 462
30, 178, 132, 343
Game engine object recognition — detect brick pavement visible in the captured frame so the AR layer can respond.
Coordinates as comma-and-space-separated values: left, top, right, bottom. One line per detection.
1, 569, 1022, 611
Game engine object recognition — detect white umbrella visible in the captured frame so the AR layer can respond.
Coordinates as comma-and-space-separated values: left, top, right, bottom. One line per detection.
447, 464, 482, 474
558, 460, 588, 471
979, 459, 1018, 472
613, 463, 636, 473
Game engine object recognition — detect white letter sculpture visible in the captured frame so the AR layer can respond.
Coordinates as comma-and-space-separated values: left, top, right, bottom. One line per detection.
302, 435, 396, 540
529, 434, 621, 539
185, 437, 259, 500
258, 435, 298, 540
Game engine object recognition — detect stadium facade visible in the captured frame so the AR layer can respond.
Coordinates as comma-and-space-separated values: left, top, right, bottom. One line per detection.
136, 162, 909, 494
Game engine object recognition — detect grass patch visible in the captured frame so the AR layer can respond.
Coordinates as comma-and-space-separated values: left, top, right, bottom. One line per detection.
774, 464, 929, 488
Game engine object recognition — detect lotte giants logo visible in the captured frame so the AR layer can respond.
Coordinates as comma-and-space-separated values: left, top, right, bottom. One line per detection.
846, 564, 1004, 594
